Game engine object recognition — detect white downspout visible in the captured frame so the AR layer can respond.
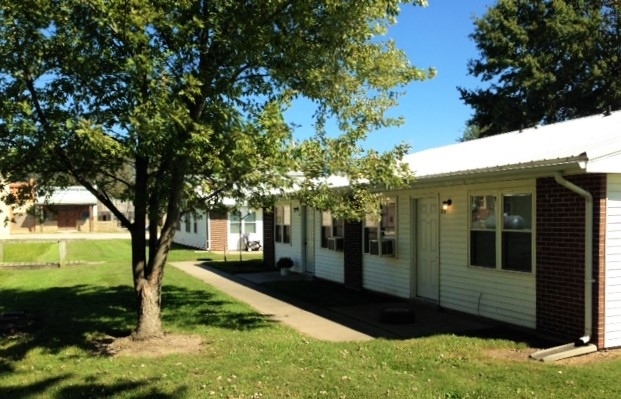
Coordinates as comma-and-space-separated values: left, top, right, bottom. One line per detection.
554, 173, 593, 341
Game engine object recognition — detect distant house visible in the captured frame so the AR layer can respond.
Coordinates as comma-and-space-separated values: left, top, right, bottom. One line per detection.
265, 110, 621, 350
3, 185, 133, 234
8, 185, 98, 234
94, 197, 134, 232
173, 205, 264, 252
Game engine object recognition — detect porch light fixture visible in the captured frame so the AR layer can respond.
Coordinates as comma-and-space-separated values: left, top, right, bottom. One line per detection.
441, 199, 452, 214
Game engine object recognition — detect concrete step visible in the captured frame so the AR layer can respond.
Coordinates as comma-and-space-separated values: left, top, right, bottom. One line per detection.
530, 342, 598, 362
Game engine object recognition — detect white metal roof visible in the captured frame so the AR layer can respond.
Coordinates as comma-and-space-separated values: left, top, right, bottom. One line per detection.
403, 110, 621, 179
36, 186, 98, 205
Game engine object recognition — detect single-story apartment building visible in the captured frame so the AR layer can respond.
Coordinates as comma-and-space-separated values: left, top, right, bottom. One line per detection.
173, 206, 264, 252
264, 110, 621, 350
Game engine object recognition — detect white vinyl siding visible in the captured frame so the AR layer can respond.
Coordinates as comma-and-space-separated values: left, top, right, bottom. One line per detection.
315, 252, 345, 283
299, 209, 342, 282
173, 211, 209, 250
315, 247, 345, 283
605, 174, 621, 348
436, 181, 536, 328
290, 208, 343, 282
363, 193, 410, 298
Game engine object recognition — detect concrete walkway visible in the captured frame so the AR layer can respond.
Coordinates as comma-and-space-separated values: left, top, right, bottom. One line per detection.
171, 262, 373, 342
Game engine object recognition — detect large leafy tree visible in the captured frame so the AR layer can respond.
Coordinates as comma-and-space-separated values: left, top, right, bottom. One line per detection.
459, 0, 621, 137
0, 0, 432, 339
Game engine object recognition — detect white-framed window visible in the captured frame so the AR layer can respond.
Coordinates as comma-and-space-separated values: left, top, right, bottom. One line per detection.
230, 211, 257, 234
321, 211, 344, 251
470, 192, 533, 272
364, 197, 397, 257
275, 205, 291, 244
193, 216, 198, 233
184, 215, 191, 233
244, 211, 257, 234
230, 212, 241, 234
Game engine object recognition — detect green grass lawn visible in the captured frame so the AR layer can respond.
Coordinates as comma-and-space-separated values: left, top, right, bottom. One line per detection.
0, 239, 264, 266
1, 240, 621, 398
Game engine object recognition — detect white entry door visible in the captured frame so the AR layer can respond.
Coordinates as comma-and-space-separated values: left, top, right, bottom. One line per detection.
416, 197, 439, 301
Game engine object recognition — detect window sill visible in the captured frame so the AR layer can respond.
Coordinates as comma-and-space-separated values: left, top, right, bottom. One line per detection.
468, 265, 535, 275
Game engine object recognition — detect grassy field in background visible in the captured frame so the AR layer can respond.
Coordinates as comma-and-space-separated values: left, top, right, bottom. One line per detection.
0, 239, 264, 266
1, 240, 621, 398
0, 239, 134, 264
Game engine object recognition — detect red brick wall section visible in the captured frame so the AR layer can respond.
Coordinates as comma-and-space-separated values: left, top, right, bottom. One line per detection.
209, 211, 228, 252
262, 208, 275, 268
344, 220, 363, 290
536, 174, 606, 348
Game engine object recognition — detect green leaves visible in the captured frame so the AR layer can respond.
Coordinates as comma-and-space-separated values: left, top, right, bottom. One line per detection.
0, 0, 430, 231
460, 0, 621, 136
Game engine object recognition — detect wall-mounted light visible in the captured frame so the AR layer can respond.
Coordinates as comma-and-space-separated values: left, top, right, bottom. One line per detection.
441, 199, 452, 214
293, 207, 300, 213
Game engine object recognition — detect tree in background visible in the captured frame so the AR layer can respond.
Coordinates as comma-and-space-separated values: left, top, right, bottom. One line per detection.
0, 0, 433, 340
458, 123, 484, 142
459, 0, 621, 137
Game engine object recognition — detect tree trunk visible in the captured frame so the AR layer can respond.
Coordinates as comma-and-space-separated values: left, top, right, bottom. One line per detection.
129, 222, 176, 340
130, 227, 166, 340
128, 154, 184, 340
132, 276, 164, 339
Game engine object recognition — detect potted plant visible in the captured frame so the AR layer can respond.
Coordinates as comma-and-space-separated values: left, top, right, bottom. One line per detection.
276, 256, 294, 276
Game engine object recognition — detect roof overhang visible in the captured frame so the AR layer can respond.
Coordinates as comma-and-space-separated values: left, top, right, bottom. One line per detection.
583, 150, 621, 174
411, 155, 588, 184
36, 187, 98, 205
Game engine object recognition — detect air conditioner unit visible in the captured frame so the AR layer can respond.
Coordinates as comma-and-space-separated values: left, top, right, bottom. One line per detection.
327, 236, 344, 251
369, 238, 395, 257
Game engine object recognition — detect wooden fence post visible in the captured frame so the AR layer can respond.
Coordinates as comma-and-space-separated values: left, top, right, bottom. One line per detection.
58, 240, 66, 267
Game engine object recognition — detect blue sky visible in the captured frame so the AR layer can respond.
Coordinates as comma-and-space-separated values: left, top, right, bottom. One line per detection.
286, 0, 495, 154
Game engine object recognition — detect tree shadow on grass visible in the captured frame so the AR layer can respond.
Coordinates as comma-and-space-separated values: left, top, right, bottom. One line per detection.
162, 285, 274, 331
0, 283, 272, 366
55, 380, 188, 399
0, 376, 68, 398
0, 374, 184, 399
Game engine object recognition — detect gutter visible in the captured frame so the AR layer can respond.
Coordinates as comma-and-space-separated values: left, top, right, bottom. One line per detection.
531, 173, 597, 361
409, 155, 588, 182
